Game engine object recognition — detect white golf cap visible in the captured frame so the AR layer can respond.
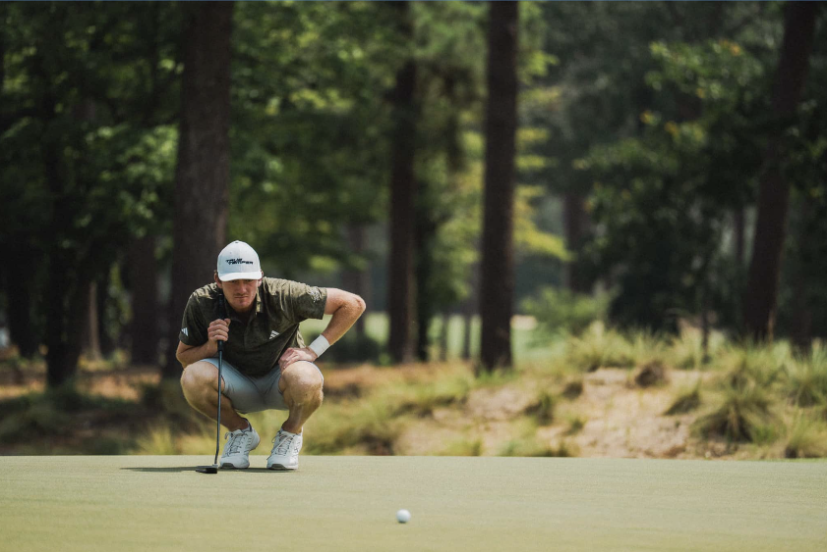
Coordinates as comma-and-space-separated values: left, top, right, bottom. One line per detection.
217, 241, 262, 281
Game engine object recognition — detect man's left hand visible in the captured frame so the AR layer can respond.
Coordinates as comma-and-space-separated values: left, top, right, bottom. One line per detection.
278, 347, 319, 370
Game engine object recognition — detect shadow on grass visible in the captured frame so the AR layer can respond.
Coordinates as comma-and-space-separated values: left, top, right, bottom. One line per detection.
121, 467, 293, 474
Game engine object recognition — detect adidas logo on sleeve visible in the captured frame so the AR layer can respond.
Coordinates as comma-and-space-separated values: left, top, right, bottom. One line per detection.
182, 328, 189, 336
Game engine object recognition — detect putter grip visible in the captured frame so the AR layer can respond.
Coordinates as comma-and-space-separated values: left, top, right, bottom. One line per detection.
217, 294, 226, 353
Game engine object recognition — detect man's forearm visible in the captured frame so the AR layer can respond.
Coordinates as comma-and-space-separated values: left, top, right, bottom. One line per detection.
320, 297, 366, 345
177, 341, 218, 369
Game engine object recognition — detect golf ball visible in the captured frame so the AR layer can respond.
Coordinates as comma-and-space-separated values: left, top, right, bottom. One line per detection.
396, 509, 411, 523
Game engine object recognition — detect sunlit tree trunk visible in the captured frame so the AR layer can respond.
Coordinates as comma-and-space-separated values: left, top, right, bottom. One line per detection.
164, 1, 234, 378
743, 1, 817, 341
479, 1, 519, 373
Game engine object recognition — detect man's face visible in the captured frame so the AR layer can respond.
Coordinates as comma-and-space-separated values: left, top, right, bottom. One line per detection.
216, 276, 262, 313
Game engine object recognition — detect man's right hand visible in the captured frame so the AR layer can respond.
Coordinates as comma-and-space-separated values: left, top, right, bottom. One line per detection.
207, 318, 231, 351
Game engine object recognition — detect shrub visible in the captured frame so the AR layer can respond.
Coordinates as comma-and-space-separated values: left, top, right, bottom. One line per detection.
693, 383, 777, 443
566, 322, 635, 371
784, 414, 827, 459
784, 348, 827, 407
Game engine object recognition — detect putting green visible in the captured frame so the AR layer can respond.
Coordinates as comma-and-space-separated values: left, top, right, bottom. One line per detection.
0, 456, 824, 552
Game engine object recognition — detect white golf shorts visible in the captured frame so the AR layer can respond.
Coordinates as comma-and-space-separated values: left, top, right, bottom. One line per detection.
198, 357, 323, 414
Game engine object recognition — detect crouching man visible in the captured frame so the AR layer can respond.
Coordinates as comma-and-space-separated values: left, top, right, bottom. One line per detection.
176, 240, 365, 470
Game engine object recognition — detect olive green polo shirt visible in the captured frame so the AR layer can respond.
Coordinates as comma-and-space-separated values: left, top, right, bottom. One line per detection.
178, 278, 328, 377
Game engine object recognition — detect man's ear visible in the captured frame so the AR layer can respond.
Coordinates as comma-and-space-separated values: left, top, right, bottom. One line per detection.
214, 272, 223, 288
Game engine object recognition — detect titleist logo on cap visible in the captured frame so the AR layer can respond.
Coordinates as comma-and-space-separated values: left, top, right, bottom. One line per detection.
226, 258, 254, 265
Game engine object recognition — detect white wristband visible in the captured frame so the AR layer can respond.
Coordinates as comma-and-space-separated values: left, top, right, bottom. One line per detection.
308, 335, 330, 358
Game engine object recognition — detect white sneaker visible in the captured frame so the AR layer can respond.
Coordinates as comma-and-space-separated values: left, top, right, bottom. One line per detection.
219, 423, 260, 469
267, 429, 303, 470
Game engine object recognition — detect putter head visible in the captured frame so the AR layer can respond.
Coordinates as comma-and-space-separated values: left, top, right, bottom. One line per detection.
196, 465, 219, 474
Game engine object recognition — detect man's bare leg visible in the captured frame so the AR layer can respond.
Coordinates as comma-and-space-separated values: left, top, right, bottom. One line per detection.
278, 361, 324, 434
180, 361, 248, 432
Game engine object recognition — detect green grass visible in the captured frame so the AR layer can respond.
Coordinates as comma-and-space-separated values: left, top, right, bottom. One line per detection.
1, 456, 825, 552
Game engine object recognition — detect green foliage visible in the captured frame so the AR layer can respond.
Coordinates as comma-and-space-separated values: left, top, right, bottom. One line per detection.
0, 386, 136, 444
523, 287, 611, 336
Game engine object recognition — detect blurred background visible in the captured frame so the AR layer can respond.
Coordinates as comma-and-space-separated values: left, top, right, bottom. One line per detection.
0, 1, 825, 460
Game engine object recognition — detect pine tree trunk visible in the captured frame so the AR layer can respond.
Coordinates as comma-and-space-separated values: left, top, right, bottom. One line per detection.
564, 192, 588, 293
341, 225, 368, 338
733, 208, 745, 266
438, 312, 449, 362
4, 248, 39, 358
743, 1, 817, 341
82, 282, 102, 361
790, 199, 813, 352
479, 1, 519, 373
164, 1, 234, 378
387, 1, 418, 364
129, 235, 160, 365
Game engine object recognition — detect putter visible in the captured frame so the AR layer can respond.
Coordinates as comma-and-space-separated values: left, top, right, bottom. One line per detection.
197, 293, 227, 474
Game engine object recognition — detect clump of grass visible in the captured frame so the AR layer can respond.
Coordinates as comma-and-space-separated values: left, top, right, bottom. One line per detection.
302, 398, 404, 455
0, 386, 136, 443
627, 331, 668, 368
474, 367, 520, 387
524, 389, 556, 425
439, 437, 483, 456
499, 438, 578, 457
693, 383, 777, 443
561, 378, 584, 399
667, 326, 726, 369
633, 360, 669, 388
565, 415, 586, 435
716, 343, 789, 390
135, 425, 180, 455
784, 348, 827, 407
784, 414, 827, 459
566, 322, 634, 371
387, 373, 474, 417
665, 382, 702, 415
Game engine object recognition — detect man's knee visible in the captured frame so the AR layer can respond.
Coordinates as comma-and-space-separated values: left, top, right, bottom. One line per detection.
181, 362, 221, 402
281, 361, 324, 397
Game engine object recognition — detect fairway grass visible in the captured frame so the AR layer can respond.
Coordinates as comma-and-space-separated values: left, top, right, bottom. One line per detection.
1, 456, 824, 552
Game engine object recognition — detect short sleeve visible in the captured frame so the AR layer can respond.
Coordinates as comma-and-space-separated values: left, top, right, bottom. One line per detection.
179, 294, 208, 346
287, 281, 327, 323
